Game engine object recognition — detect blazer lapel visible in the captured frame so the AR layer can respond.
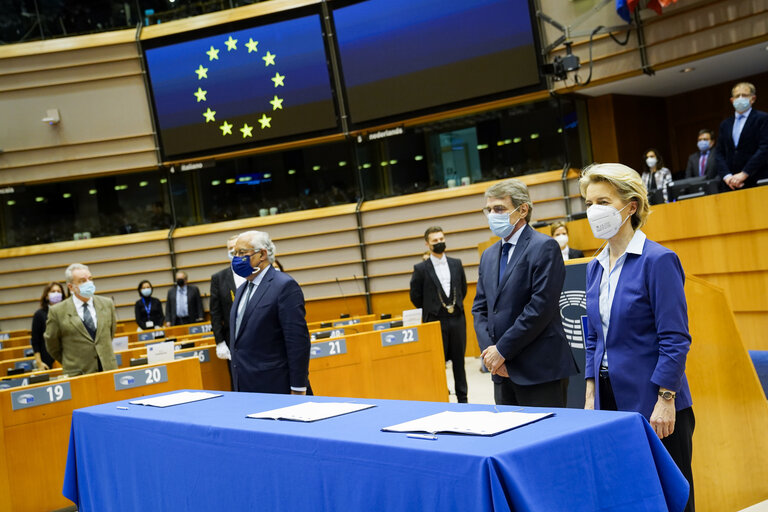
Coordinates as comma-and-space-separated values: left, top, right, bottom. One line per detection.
604, 254, 640, 345
66, 299, 92, 341
486, 241, 501, 302
425, 260, 443, 296
93, 297, 108, 339
495, 225, 532, 305
237, 267, 274, 339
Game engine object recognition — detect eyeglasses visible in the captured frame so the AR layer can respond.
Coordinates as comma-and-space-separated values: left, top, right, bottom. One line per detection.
482, 206, 511, 217
233, 250, 255, 257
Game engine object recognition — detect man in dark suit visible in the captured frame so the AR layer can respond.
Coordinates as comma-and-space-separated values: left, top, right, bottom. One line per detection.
210, 236, 244, 384
716, 82, 768, 190
410, 226, 469, 403
229, 230, 311, 394
684, 129, 718, 179
473, 179, 578, 407
45, 263, 117, 376
165, 270, 204, 326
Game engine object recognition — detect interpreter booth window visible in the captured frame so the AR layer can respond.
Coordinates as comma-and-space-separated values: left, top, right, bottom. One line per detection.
0, 170, 172, 249
171, 140, 360, 226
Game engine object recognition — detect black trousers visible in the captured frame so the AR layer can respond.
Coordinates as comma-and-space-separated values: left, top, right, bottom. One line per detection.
427, 312, 467, 403
494, 377, 569, 407
174, 315, 191, 326
600, 374, 695, 512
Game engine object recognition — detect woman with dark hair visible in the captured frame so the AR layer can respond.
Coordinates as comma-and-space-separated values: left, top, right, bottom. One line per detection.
31, 282, 67, 370
134, 280, 164, 330
641, 148, 673, 203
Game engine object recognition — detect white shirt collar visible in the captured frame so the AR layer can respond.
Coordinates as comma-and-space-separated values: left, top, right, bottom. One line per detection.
504, 222, 526, 245
597, 230, 646, 269
71, 293, 92, 309
248, 263, 271, 288
429, 253, 447, 266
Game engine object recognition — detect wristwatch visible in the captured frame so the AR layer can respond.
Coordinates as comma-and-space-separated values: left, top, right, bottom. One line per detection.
658, 390, 676, 400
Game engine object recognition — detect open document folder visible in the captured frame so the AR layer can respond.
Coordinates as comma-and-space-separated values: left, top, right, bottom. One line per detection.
247, 402, 376, 422
382, 410, 554, 436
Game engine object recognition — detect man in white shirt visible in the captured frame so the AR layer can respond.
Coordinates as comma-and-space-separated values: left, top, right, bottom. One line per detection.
409, 227, 469, 403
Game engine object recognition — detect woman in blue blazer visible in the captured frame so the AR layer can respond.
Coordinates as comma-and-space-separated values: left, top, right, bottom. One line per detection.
580, 163, 695, 512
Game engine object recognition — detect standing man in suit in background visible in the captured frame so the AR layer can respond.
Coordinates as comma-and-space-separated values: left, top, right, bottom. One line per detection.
44, 263, 117, 376
210, 236, 244, 389
165, 270, 204, 326
684, 129, 718, 179
229, 230, 311, 394
473, 179, 578, 407
716, 82, 768, 190
410, 227, 469, 403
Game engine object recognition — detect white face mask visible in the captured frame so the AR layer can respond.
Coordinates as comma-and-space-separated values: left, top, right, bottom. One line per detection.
554, 234, 568, 249
586, 203, 631, 240
645, 157, 658, 169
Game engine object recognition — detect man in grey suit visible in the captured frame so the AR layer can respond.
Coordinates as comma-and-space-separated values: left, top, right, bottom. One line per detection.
473, 179, 577, 407
44, 263, 117, 376
684, 129, 718, 179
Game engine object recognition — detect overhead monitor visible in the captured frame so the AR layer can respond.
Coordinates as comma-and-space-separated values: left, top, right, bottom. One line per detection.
332, 0, 542, 125
143, 13, 339, 160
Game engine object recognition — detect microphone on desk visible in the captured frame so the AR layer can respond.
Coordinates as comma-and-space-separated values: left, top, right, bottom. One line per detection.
336, 277, 351, 317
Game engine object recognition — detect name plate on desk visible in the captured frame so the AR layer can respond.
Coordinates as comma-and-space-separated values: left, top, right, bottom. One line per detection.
0, 341, 4, 349
333, 319, 360, 327
11, 382, 72, 410
373, 322, 390, 331
0, 377, 29, 389
310, 328, 345, 341
381, 328, 418, 347
138, 332, 155, 341
310, 339, 347, 359
188, 324, 213, 334
114, 366, 168, 390
175, 349, 211, 363
15, 360, 34, 371
0, 332, 9, 340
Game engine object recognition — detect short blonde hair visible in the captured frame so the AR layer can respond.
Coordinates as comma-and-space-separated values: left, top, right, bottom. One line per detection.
732, 82, 756, 96
549, 221, 567, 236
579, 163, 650, 230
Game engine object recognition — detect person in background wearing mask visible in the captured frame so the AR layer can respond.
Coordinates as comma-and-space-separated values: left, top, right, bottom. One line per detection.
165, 270, 204, 326
473, 179, 577, 407
550, 221, 584, 261
684, 129, 718, 179
134, 280, 164, 330
44, 263, 117, 376
716, 82, 768, 190
229, 230, 311, 394
210, 235, 242, 387
640, 148, 673, 203
581, 163, 694, 512
409, 226, 469, 403
30, 282, 67, 371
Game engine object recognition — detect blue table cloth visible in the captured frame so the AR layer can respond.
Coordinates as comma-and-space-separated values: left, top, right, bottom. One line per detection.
63, 391, 688, 511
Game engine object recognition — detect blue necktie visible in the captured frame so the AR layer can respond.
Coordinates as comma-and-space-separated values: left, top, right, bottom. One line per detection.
499, 243, 511, 284
235, 282, 254, 337
733, 115, 746, 147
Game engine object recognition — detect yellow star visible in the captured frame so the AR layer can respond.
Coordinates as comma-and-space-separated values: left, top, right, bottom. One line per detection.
225, 36, 237, 51
240, 123, 254, 138
258, 114, 272, 129
195, 65, 208, 80
271, 72, 285, 87
269, 95, 283, 110
206, 46, 219, 61
245, 38, 259, 53
203, 108, 216, 123
220, 121, 233, 136
194, 87, 207, 102
262, 51, 276, 66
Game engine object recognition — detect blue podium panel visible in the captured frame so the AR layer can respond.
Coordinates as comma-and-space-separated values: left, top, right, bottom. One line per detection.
64, 392, 688, 512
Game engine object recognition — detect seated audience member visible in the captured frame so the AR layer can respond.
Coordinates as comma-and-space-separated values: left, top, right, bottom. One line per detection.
30, 282, 68, 370
134, 280, 164, 330
716, 82, 768, 190
550, 222, 584, 261
641, 148, 673, 203
684, 129, 718, 179
165, 271, 204, 326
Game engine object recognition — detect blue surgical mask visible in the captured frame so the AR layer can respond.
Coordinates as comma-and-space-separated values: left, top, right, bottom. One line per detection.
78, 281, 96, 299
487, 207, 519, 239
697, 140, 710, 152
733, 97, 751, 113
232, 252, 264, 278
141, 288, 152, 298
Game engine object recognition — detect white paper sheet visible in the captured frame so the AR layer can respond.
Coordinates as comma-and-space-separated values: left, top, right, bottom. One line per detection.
401, 308, 423, 327
382, 410, 553, 436
129, 391, 222, 408
247, 402, 376, 422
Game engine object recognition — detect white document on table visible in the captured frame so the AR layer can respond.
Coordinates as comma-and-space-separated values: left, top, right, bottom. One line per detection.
247, 402, 376, 422
130, 391, 222, 408
382, 410, 554, 436
146, 341, 175, 364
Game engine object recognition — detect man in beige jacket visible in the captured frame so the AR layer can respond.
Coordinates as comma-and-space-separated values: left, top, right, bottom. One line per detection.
45, 263, 117, 376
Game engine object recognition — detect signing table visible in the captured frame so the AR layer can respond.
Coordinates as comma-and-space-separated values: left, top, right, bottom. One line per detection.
63, 391, 688, 512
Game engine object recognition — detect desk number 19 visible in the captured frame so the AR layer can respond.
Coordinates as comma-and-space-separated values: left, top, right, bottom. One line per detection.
45, 385, 65, 402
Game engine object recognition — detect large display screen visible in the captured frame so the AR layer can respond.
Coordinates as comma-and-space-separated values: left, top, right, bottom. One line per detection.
333, 0, 542, 125
144, 14, 338, 160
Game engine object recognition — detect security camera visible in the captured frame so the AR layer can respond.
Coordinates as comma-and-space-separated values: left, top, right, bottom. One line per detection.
541, 42, 580, 81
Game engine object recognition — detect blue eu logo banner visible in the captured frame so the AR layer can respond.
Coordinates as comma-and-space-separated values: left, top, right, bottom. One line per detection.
145, 14, 337, 159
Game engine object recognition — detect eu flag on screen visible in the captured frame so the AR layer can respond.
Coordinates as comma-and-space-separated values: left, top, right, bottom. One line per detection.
144, 14, 337, 159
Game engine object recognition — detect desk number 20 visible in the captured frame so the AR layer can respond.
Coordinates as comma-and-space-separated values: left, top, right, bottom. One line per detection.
144, 367, 162, 384
45, 385, 64, 402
